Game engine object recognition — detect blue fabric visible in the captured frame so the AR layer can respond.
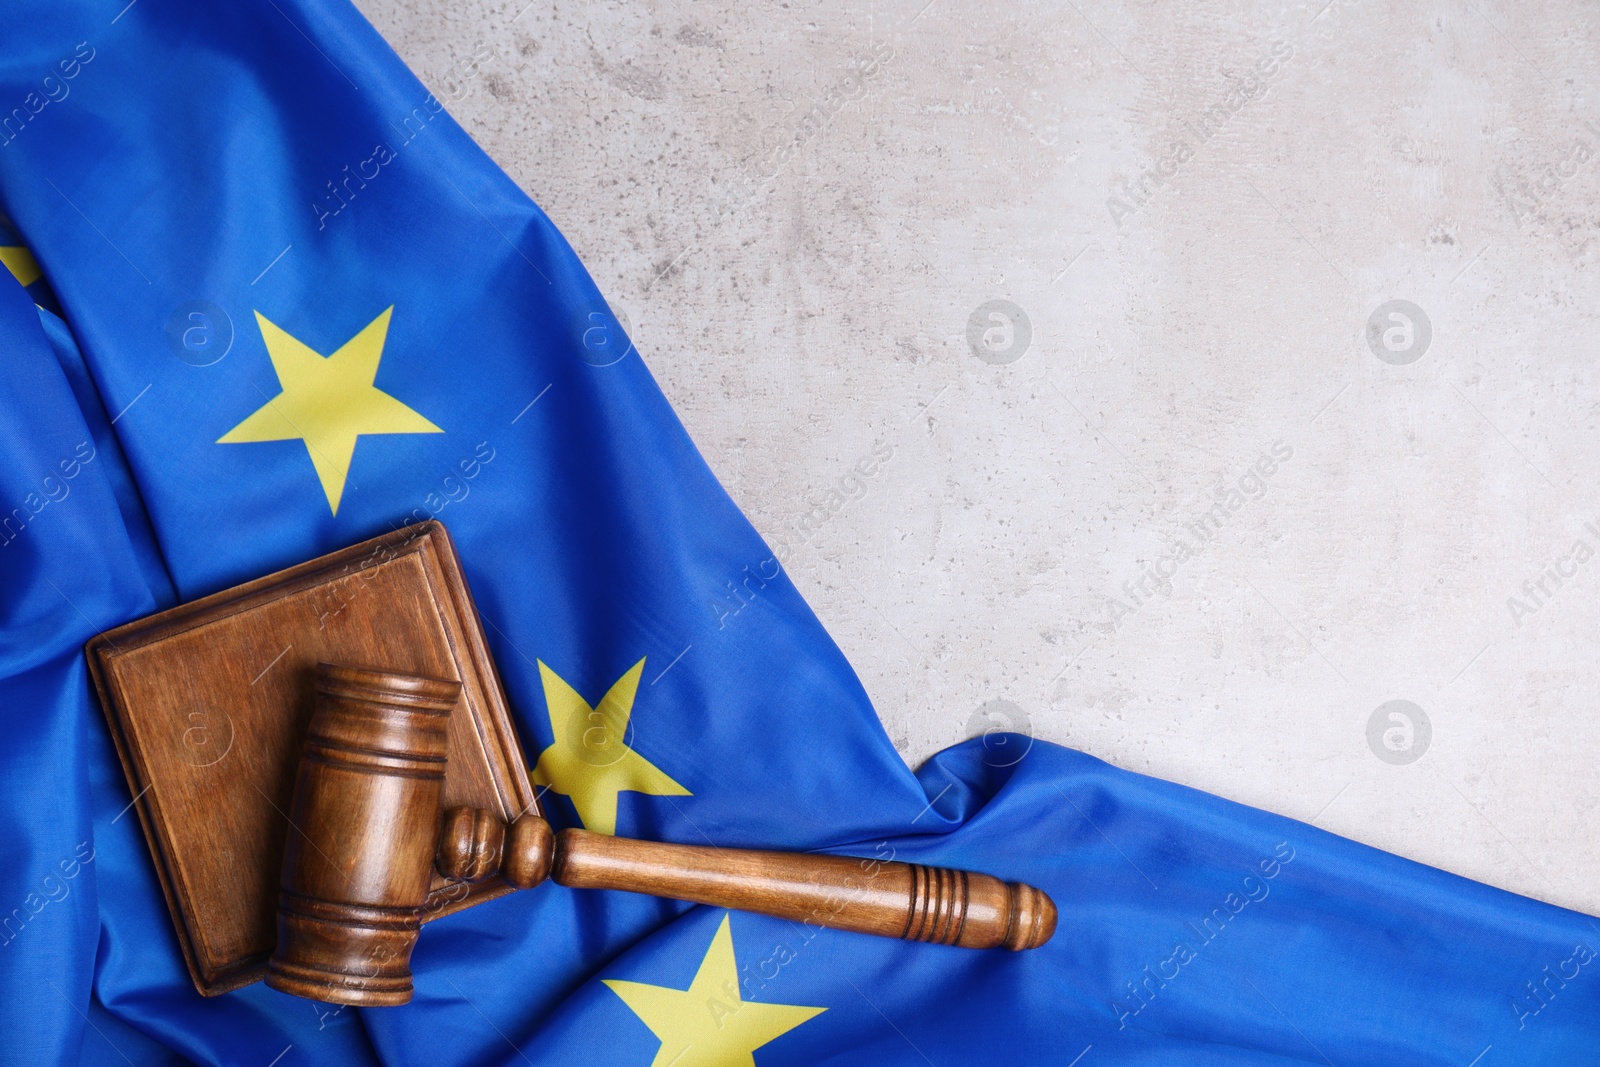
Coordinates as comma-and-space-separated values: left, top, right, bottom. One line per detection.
0, 3, 1596, 1064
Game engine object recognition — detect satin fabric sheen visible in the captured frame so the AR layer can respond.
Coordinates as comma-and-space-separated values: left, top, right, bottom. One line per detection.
0, 4, 1596, 1064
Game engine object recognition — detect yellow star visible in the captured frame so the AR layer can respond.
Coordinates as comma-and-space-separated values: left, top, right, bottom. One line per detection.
531, 659, 690, 835
605, 914, 825, 1067
217, 307, 441, 514
1, 245, 41, 288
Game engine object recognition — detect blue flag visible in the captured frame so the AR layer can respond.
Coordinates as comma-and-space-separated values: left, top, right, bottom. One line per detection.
1, 3, 1597, 1065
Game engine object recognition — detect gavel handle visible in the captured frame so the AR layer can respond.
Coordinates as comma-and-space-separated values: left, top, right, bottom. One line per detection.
556, 828, 1056, 950
438, 810, 1056, 950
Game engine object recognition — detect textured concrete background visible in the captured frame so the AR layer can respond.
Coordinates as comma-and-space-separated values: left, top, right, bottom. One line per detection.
356, 0, 1600, 917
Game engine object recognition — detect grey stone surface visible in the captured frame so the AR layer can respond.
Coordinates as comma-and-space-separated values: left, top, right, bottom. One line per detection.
356, 0, 1600, 916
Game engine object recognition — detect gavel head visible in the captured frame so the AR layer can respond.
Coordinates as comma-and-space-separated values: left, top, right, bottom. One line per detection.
264, 663, 462, 1007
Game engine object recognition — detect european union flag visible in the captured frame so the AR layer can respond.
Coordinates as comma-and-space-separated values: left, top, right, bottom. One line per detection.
1, 3, 1598, 1065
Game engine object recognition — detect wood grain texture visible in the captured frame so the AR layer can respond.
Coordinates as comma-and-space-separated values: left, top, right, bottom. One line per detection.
269, 683, 1050, 1010
266, 665, 461, 1006
438, 810, 1057, 952
89, 522, 1057, 1005
553, 828, 1056, 950
85, 522, 537, 996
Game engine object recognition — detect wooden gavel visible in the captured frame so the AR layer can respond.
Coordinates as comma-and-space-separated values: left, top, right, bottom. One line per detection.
264, 664, 1056, 1006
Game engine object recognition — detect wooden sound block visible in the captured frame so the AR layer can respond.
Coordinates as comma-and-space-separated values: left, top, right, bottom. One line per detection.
86, 522, 538, 997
